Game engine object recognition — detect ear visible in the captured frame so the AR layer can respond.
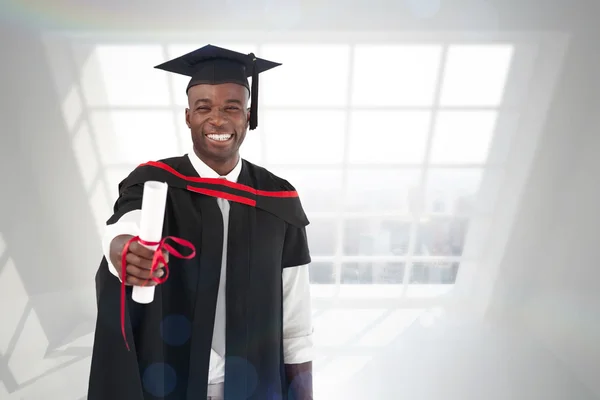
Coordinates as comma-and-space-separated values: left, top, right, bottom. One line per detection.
185, 108, 191, 128
246, 109, 251, 127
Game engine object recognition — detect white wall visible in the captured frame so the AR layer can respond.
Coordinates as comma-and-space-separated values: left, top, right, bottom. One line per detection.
487, 25, 600, 397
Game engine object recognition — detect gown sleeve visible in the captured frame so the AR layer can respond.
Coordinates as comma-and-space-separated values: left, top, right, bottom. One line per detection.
281, 223, 311, 268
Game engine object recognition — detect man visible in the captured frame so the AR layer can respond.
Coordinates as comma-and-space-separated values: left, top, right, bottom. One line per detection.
87, 45, 314, 400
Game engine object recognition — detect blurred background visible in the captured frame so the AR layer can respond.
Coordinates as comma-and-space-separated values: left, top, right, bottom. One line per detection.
0, 0, 599, 399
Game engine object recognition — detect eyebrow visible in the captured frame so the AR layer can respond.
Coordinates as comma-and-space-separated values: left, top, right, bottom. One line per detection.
194, 98, 244, 107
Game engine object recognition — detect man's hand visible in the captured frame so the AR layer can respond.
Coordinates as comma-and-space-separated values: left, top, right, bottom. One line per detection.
109, 234, 167, 285
285, 362, 313, 400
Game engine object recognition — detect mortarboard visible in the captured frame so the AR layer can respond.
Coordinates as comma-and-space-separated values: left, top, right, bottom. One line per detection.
154, 44, 281, 130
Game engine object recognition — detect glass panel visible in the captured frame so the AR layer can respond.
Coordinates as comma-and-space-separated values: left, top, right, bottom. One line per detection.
341, 262, 405, 284
90, 110, 180, 165
167, 44, 258, 107
430, 111, 498, 164
352, 44, 443, 106
239, 129, 263, 165
409, 261, 459, 284
175, 114, 191, 154
82, 45, 170, 107
309, 262, 336, 284
348, 111, 431, 164
425, 168, 483, 215
440, 44, 514, 107
266, 167, 343, 212
343, 219, 411, 256
344, 168, 421, 212
414, 217, 469, 256
260, 44, 351, 106
307, 219, 337, 256
262, 110, 346, 164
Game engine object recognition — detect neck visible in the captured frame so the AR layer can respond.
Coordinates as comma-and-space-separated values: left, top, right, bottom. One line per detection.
193, 148, 239, 177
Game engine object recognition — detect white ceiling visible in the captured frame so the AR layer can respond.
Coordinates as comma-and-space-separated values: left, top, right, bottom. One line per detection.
0, 0, 597, 33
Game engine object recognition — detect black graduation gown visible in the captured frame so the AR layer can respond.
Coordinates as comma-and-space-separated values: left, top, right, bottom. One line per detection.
87, 155, 311, 400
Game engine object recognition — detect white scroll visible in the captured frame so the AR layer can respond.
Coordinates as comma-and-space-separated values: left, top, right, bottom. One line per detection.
131, 181, 169, 304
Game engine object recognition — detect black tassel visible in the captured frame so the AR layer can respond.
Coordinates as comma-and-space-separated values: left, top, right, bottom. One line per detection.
248, 53, 259, 130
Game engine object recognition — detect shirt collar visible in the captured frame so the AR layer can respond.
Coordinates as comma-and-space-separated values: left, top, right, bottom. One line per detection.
187, 149, 242, 182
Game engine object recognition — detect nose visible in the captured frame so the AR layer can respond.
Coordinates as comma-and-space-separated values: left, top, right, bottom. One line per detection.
207, 109, 226, 127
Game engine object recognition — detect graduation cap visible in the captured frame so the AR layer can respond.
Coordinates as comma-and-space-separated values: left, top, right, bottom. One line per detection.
154, 44, 281, 130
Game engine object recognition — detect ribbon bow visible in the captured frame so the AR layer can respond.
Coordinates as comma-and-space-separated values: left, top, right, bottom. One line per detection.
120, 235, 196, 350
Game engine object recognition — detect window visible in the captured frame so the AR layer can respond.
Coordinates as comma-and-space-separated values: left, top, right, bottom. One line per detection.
67, 40, 514, 303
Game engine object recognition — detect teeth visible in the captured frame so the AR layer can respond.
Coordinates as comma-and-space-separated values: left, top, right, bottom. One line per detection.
207, 134, 233, 141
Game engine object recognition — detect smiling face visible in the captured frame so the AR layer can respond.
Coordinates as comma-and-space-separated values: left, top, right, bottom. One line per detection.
185, 82, 250, 175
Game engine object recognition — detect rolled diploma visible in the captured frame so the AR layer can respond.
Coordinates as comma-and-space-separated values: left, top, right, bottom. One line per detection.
131, 181, 169, 304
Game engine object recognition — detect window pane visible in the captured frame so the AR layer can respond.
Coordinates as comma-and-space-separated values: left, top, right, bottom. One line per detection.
341, 262, 405, 284
175, 115, 191, 154
91, 111, 180, 165
409, 261, 459, 284
425, 168, 483, 215
308, 219, 337, 256
266, 167, 343, 212
430, 111, 498, 164
345, 168, 421, 212
352, 45, 443, 107
167, 44, 258, 107
240, 129, 263, 165
309, 262, 336, 284
82, 45, 170, 107
414, 217, 469, 256
440, 44, 514, 107
343, 219, 411, 256
260, 44, 350, 106
348, 111, 431, 164
263, 110, 346, 164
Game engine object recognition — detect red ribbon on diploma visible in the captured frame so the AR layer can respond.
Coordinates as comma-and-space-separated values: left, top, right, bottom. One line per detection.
120, 236, 196, 351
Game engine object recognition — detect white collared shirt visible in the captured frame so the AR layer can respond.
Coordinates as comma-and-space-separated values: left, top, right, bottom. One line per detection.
102, 152, 314, 384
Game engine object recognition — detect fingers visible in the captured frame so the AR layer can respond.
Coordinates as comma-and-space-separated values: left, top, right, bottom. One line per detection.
128, 241, 156, 260
125, 252, 153, 270
117, 239, 170, 286
122, 264, 165, 286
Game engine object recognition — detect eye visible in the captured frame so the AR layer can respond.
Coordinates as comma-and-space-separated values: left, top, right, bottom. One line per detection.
196, 106, 210, 112
225, 106, 240, 111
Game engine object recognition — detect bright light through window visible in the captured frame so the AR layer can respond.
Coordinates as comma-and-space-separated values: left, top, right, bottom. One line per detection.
263, 110, 347, 164
352, 45, 443, 106
430, 110, 498, 164
82, 45, 170, 107
90, 110, 179, 165
425, 168, 483, 214
260, 44, 351, 107
344, 168, 421, 213
439, 44, 514, 107
348, 110, 431, 164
